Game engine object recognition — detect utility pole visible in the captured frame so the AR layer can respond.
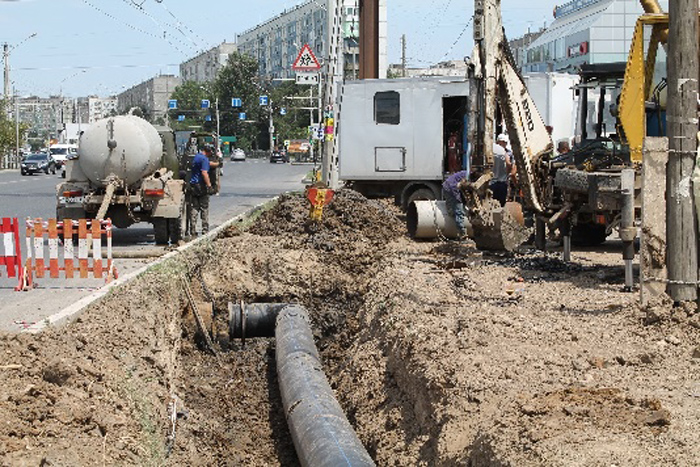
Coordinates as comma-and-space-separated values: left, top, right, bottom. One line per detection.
322, 0, 343, 188
3, 43, 10, 101
14, 89, 20, 169
359, 0, 380, 79
401, 34, 407, 77
666, 0, 699, 302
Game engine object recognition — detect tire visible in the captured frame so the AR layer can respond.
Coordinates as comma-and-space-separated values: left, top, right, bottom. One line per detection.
168, 202, 186, 244
44, 167, 49, 174
21, 170, 26, 176
51, 165, 56, 175
405, 188, 437, 211
572, 223, 608, 246
153, 218, 169, 245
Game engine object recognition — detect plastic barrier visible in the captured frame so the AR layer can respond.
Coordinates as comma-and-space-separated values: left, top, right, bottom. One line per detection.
0, 218, 23, 290
19, 218, 116, 291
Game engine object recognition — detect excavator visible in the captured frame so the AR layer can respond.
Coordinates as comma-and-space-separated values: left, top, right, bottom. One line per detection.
461, 0, 672, 262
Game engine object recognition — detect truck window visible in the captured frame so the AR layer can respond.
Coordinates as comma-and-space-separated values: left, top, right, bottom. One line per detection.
374, 91, 400, 125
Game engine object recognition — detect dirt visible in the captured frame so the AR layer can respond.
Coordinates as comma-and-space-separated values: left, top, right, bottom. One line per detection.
1, 189, 698, 466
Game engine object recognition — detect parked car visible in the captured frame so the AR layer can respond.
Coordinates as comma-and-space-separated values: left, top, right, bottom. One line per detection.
21, 153, 55, 175
269, 149, 289, 164
230, 148, 246, 161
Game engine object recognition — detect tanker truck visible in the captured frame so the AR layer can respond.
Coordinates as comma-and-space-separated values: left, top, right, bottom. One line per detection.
56, 115, 186, 245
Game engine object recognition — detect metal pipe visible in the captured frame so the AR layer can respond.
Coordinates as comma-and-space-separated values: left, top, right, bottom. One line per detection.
620, 169, 636, 292
562, 218, 572, 262
229, 303, 375, 466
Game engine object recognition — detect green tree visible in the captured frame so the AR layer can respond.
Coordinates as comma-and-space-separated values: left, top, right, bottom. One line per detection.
0, 99, 28, 160
268, 81, 316, 145
167, 81, 213, 132
212, 52, 265, 150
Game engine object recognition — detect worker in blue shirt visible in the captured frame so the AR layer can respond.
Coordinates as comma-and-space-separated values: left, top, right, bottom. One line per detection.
188, 145, 215, 236
442, 170, 469, 237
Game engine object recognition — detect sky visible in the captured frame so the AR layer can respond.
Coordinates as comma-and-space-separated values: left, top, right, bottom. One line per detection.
0, 0, 560, 98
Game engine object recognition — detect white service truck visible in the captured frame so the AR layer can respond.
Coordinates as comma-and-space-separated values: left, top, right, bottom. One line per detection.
338, 76, 470, 208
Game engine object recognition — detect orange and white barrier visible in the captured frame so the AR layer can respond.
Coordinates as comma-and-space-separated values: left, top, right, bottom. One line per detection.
19, 218, 116, 290
0, 218, 23, 289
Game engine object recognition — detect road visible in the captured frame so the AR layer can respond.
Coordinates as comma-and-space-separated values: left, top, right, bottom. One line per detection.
0, 158, 312, 332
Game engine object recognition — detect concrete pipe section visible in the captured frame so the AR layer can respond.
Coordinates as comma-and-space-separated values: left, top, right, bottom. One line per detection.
406, 200, 466, 239
229, 302, 375, 467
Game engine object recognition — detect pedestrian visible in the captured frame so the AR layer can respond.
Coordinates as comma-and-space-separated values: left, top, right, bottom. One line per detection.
557, 139, 571, 155
188, 145, 215, 236
442, 170, 469, 237
490, 134, 515, 207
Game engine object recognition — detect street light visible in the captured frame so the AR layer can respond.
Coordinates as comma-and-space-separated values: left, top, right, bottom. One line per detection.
3, 32, 37, 100
57, 70, 86, 144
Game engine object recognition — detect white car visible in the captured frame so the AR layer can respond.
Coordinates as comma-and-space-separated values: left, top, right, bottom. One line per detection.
230, 148, 246, 161
49, 144, 78, 178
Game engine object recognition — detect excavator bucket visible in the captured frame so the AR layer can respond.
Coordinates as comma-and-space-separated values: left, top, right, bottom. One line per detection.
470, 199, 531, 251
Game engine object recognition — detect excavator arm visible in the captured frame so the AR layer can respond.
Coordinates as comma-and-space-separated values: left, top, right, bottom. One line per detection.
469, 0, 553, 213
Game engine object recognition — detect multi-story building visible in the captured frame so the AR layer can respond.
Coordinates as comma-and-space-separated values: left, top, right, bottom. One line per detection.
180, 42, 238, 83
507, 28, 546, 71
387, 60, 468, 78
87, 96, 117, 123
237, 0, 387, 80
522, 0, 669, 73
116, 75, 182, 123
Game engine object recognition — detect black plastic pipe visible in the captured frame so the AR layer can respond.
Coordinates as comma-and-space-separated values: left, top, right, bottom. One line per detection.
229, 302, 287, 339
229, 303, 375, 467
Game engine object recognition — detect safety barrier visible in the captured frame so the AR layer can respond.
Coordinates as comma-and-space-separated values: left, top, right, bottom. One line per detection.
0, 218, 23, 290
19, 218, 116, 291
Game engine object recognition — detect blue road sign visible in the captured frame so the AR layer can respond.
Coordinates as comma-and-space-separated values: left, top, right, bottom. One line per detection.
178, 115, 185, 122
201, 99, 210, 109
239, 112, 246, 121
259, 95, 269, 106
205, 115, 212, 122
280, 108, 287, 116
168, 99, 177, 109
231, 98, 242, 108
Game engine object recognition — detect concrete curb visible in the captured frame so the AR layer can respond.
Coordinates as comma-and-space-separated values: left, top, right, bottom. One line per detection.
23, 199, 276, 333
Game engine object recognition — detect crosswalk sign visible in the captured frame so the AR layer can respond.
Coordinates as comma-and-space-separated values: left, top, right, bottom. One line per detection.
292, 44, 321, 71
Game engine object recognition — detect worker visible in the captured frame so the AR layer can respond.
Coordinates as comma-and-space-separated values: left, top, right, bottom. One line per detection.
188, 145, 215, 236
446, 129, 461, 173
442, 170, 469, 237
490, 134, 515, 207
557, 139, 571, 155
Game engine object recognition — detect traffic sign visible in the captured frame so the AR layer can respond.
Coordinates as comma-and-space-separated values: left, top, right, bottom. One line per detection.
201, 99, 210, 109
205, 115, 212, 122
177, 115, 185, 122
292, 44, 321, 71
295, 72, 319, 85
280, 108, 287, 116
259, 95, 269, 106
231, 98, 242, 108
239, 112, 246, 121
168, 99, 177, 109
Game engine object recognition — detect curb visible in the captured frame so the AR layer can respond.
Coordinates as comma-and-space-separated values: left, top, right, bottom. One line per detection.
22, 199, 276, 333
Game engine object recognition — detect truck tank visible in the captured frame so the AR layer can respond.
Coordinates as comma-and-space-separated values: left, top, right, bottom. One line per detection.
78, 115, 162, 188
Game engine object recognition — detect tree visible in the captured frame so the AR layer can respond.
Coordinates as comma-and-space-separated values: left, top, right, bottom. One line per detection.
268, 81, 316, 143
212, 52, 264, 150
167, 81, 213, 132
0, 99, 28, 161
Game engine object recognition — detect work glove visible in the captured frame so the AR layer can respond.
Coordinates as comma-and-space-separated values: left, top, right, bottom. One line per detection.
207, 186, 216, 195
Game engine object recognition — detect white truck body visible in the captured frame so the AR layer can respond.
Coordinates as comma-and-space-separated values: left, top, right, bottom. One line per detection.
340, 76, 468, 181
521, 72, 579, 149
339, 76, 470, 206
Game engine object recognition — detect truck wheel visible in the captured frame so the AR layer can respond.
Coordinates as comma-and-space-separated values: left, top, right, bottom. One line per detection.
572, 223, 608, 246
153, 218, 169, 245
405, 188, 437, 210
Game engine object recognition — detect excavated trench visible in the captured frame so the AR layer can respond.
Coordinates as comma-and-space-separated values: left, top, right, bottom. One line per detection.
1, 190, 698, 466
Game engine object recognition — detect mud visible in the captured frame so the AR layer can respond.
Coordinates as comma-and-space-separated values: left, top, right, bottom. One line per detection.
1, 190, 698, 466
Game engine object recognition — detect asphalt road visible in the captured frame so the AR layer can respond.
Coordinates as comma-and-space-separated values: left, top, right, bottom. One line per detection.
0, 158, 312, 332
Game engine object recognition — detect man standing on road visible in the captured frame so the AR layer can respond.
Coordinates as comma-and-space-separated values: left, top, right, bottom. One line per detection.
442, 170, 469, 237
188, 145, 215, 237
490, 134, 515, 207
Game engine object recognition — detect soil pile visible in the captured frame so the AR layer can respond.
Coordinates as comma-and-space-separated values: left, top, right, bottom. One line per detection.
1, 189, 698, 466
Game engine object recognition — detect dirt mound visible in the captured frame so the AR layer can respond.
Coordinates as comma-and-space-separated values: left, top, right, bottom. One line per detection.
249, 189, 404, 245
1, 191, 698, 466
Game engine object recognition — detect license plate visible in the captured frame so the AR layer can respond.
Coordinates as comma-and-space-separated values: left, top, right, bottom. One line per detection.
59, 196, 84, 204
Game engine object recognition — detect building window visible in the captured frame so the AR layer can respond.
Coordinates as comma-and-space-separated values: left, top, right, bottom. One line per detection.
374, 91, 400, 125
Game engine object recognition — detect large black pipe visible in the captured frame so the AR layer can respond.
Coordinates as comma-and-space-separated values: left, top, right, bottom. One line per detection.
229, 303, 375, 467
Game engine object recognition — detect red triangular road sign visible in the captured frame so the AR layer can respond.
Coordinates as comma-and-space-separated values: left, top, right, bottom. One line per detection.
292, 44, 321, 71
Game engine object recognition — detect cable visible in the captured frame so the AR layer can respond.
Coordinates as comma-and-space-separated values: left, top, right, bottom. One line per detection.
81, 0, 187, 55
437, 15, 473, 63
120, 0, 199, 52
